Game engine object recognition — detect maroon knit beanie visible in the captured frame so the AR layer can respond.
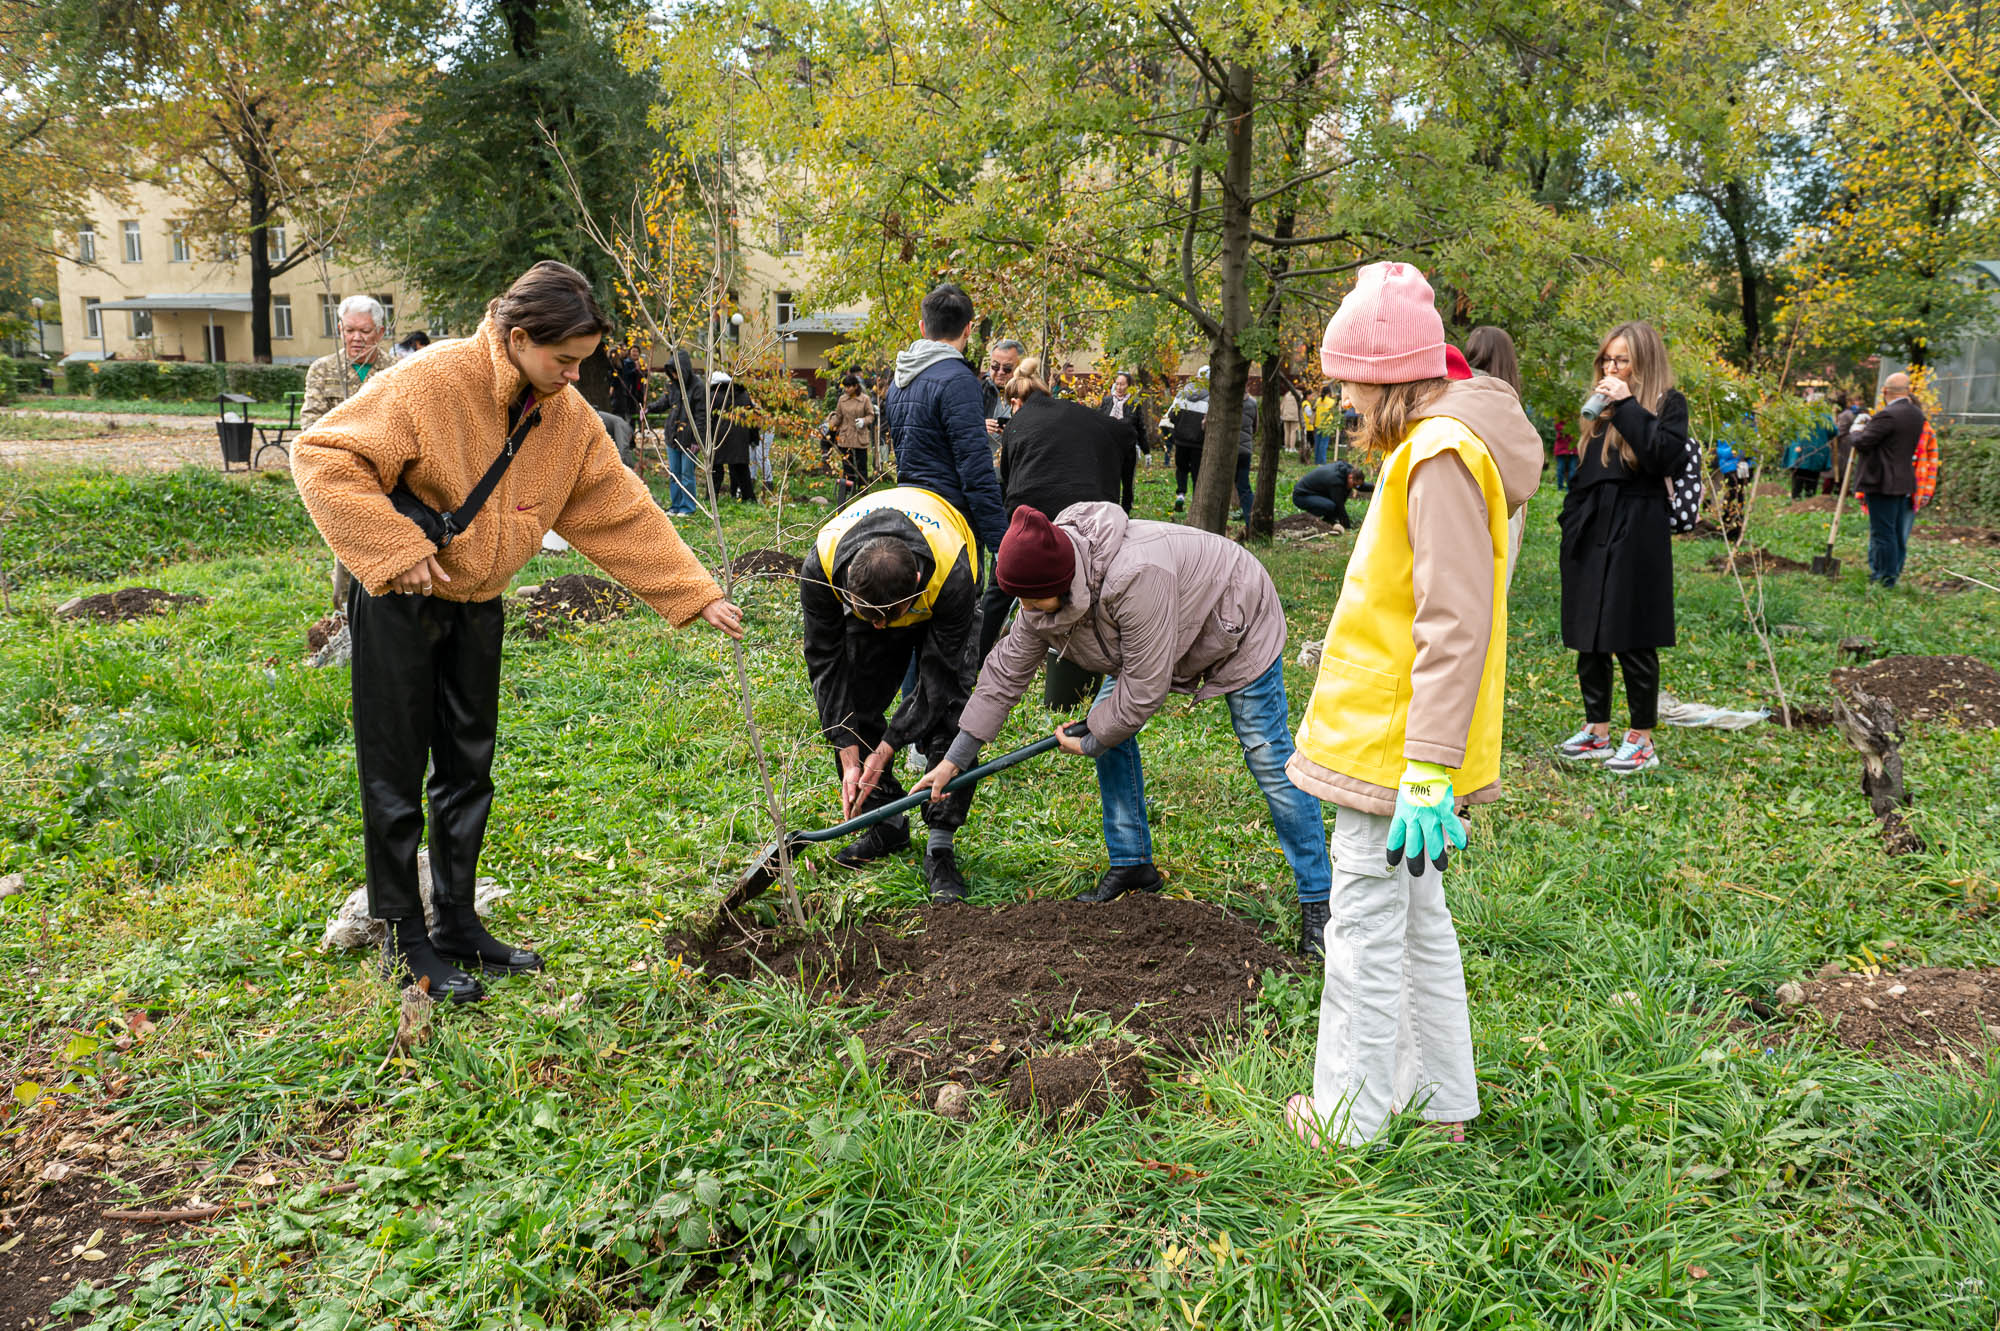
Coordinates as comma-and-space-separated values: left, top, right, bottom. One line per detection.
996, 506, 1075, 599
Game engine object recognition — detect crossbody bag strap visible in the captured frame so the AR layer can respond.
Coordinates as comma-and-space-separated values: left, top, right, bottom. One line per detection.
436, 395, 542, 545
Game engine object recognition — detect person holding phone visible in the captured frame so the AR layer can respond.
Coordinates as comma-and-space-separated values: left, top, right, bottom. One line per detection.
1554, 322, 1688, 775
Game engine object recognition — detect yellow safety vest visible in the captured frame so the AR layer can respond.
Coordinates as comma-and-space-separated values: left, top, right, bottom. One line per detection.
1294, 416, 1509, 792
813, 487, 977, 628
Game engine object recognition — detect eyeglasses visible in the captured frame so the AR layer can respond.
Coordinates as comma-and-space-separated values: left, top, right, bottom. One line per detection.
989, 361, 1017, 374
1600, 354, 1633, 369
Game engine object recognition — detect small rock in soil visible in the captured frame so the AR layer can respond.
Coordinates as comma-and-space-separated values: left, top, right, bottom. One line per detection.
1005, 1040, 1152, 1126
55, 587, 206, 623
0, 871, 23, 898
1830, 654, 2000, 730
932, 1081, 971, 1121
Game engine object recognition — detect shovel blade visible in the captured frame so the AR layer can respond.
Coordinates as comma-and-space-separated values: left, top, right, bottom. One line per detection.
720, 835, 799, 915
1811, 555, 1840, 577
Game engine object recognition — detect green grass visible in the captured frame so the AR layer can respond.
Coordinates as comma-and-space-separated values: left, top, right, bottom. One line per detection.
15, 395, 293, 421
3, 459, 2000, 1329
0, 415, 111, 441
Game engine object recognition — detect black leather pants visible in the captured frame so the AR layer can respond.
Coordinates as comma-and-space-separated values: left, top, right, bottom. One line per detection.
349, 583, 506, 921
1577, 648, 1659, 730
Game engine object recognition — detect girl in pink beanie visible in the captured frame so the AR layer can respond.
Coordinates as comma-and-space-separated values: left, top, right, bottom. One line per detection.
1284, 261, 1545, 1151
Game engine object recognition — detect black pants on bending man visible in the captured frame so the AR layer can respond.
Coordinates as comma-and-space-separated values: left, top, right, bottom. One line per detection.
829, 618, 979, 847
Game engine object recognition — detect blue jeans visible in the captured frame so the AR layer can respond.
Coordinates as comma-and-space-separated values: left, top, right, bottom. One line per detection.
1554, 454, 1576, 491
1313, 431, 1331, 465
1235, 456, 1254, 524
666, 446, 698, 515
1094, 658, 1332, 903
1867, 494, 1914, 586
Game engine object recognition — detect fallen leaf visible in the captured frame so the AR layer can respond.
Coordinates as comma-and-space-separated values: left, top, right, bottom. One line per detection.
79, 1248, 108, 1262
40, 1161, 71, 1182
250, 1171, 279, 1188
1689, 1266, 1709, 1280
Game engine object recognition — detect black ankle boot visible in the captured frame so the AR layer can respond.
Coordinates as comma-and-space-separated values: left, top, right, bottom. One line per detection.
1299, 899, 1331, 959
431, 907, 544, 974
924, 847, 970, 903
383, 918, 484, 1003
1076, 863, 1163, 904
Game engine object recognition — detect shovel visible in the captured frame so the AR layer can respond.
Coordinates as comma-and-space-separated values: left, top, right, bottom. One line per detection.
1812, 454, 1858, 576
718, 723, 1088, 916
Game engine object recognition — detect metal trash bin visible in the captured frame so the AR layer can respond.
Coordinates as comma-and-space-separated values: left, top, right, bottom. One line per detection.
1043, 648, 1101, 713
216, 392, 256, 472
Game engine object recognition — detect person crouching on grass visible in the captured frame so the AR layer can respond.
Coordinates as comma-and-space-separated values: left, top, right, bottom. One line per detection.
913, 502, 1336, 957
1282, 261, 1541, 1149
294, 261, 744, 1005
800, 485, 984, 903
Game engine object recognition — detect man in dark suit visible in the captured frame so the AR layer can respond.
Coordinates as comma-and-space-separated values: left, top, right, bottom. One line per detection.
1097, 371, 1151, 512
1850, 372, 1927, 588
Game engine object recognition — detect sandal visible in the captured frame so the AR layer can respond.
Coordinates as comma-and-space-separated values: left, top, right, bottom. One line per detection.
1437, 1121, 1467, 1144
1284, 1094, 1330, 1151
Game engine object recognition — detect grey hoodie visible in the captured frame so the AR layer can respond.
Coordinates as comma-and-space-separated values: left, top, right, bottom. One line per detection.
894, 339, 969, 389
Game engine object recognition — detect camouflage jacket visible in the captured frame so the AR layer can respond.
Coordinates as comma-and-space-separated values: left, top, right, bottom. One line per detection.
301, 343, 395, 429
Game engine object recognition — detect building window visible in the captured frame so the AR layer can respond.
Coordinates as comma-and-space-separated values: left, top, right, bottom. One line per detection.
266, 225, 287, 261
83, 298, 102, 340
217, 233, 235, 261
319, 293, 340, 338
130, 309, 153, 338
170, 228, 191, 263
373, 293, 396, 332
775, 291, 798, 340
775, 222, 803, 256
77, 227, 97, 262
273, 295, 294, 340
121, 221, 142, 263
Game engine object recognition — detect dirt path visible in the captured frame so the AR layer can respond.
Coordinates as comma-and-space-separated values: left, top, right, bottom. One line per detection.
0, 408, 215, 431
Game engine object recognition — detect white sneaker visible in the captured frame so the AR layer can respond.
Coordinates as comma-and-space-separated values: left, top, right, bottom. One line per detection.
1605, 735, 1659, 774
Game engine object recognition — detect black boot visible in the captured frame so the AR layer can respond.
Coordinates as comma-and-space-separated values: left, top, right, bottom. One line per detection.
832, 816, 911, 868
924, 847, 970, 903
431, 905, 544, 975
1076, 863, 1162, 904
1299, 899, 1331, 960
382, 917, 484, 1003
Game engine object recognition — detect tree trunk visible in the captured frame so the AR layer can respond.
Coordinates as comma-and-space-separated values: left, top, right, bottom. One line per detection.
1187, 60, 1256, 535
248, 161, 272, 363
1250, 357, 1283, 537
1722, 178, 1760, 360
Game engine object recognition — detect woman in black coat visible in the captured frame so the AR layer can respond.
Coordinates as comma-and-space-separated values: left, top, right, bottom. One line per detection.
1556, 321, 1688, 775
707, 372, 758, 502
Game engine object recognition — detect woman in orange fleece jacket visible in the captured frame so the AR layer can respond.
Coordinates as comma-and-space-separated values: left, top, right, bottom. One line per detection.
294, 261, 742, 1004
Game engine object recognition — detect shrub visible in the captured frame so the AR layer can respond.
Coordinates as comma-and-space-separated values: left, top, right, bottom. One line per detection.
1936, 428, 2000, 526
60, 362, 95, 395
9, 357, 48, 394
0, 354, 14, 406
90, 360, 224, 401
225, 363, 307, 402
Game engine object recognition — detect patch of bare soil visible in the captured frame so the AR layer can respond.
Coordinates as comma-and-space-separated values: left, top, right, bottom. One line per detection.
1831, 654, 2000, 730
728, 548, 804, 579
1272, 514, 1344, 539
1676, 518, 1727, 541
53, 588, 205, 623
670, 895, 1299, 1120
1005, 1040, 1153, 1125
515, 574, 637, 639
1798, 968, 2000, 1065
305, 610, 346, 654
1705, 546, 1813, 574
1912, 521, 2000, 548
1788, 494, 1839, 514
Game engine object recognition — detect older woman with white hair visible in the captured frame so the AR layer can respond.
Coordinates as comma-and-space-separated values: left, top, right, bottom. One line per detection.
304, 294, 397, 607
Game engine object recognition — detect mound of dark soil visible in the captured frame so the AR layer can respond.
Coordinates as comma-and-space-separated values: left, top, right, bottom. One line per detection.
305, 610, 347, 653
1005, 1039, 1152, 1125
1705, 547, 1812, 574
517, 574, 636, 639
54, 587, 205, 623
1831, 654, 2000, 730
1272, 514, 1343, 539
1788, 494, 1839, 513
671, 895, 1299, 1111
729, 547, 804, 578
1676, 519, 1727, 541
1798, 968, 1999, 1064
1912, 521, 2000, 547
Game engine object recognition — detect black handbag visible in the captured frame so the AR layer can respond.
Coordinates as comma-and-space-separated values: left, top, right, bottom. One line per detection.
389, 397, 542, 549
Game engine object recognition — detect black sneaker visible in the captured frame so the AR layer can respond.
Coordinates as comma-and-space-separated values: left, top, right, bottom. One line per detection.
832, 818, 911, 868
1299, 899, 1331, 959
381, 933, 484, 1004
1076, 863, 1163, 903
924, 848, 970, 903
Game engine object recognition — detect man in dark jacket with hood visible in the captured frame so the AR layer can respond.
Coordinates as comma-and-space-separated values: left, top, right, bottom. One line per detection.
882, 284, 1008, 555
801, 485, 984, 902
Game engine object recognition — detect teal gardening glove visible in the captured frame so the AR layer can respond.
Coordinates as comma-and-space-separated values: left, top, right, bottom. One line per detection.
1385, 761, 1468, 877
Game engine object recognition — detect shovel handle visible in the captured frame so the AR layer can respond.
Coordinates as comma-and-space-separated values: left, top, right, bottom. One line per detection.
792, 724, 1085, 846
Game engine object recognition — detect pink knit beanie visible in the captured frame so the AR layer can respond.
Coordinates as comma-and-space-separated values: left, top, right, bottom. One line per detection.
1319, 262, 1446, 383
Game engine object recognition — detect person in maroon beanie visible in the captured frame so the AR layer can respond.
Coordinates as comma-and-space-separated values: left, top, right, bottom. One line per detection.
913, 503, 1335, 956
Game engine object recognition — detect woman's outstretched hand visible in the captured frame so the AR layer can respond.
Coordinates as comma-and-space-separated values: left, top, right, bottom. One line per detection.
699, 598, 744, 639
